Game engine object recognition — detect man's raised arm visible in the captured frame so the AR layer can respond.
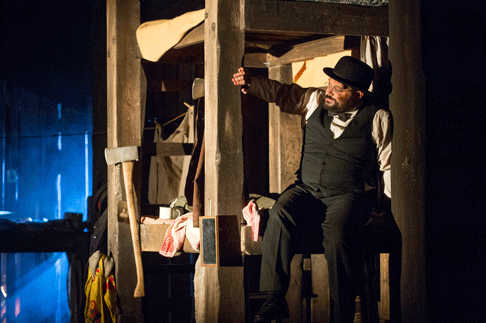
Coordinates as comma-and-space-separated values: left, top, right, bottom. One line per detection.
232, 67, 321, 116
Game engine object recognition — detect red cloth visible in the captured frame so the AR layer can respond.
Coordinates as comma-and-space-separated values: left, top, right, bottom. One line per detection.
159, 213, 200, 257
242, 200, 261, 242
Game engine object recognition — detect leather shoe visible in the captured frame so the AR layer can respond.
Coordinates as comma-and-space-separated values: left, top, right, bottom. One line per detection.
254, 296, 290, 323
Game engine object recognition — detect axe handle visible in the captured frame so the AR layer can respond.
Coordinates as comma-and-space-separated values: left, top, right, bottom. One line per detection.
122, 161, 145, 298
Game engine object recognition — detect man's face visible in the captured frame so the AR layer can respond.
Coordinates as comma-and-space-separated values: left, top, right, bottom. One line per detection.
324, 78, 363, 113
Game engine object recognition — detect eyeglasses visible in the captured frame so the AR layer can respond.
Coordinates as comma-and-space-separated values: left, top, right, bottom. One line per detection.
324, 81, 350, 94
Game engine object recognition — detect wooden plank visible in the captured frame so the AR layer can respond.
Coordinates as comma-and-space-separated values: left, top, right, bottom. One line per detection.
268, 65, 302, 194
311, 254, 330, 323
246, 0, 389, 37
140, 222, 199, 253
378, 253, 390, 322
106, 0, 145, 318
244, 35, 360, 68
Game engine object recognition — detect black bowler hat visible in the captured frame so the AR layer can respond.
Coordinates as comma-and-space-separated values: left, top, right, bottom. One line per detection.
323, 56, 374, 94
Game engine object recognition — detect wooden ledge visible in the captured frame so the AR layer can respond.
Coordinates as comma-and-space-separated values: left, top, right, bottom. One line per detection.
140, 221, 199, 253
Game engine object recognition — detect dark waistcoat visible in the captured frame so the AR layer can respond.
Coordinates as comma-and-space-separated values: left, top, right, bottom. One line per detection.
298, 103, 380, 197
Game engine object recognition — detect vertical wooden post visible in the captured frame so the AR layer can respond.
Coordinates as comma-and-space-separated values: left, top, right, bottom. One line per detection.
106, 0, 145, 321
194, 0, 245, 322
389, 1, 427, 322
268, 65, 303, 194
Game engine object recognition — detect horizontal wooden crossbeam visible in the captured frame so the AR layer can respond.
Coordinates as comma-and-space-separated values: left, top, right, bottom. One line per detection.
244, 35, 360, 67
245, 1, 389, 37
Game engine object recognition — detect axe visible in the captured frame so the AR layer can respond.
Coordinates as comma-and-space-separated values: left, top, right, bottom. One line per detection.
105, 146, 144, 298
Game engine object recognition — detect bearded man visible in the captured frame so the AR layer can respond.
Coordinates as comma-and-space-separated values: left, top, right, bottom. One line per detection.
232, 56, 392, 323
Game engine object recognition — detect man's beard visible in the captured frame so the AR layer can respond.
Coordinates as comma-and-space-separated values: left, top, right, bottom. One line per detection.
324, 95, 356, 113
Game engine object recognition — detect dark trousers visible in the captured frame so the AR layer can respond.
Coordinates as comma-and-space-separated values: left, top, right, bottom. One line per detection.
260, 182, 370, 323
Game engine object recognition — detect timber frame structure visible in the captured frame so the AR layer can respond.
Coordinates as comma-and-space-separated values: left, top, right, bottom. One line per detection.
105, 0, 391, 322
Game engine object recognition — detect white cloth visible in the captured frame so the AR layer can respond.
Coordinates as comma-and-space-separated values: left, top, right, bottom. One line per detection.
361, 35, 392, 197
136, 9, 205, 62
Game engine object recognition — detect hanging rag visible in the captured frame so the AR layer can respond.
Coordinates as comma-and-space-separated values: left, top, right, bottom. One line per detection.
84, 251, 117, 323
243, 200, 261, 242
242, 194, 276, 242
159, 213, 200, 257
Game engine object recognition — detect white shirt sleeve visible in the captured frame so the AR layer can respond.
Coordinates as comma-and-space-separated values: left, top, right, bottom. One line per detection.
372, 109, 392, 198
305, 90, 324, 121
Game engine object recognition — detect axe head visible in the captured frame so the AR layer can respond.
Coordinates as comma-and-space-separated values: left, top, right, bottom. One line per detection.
192, 78, 205, 100
105, 146, 139, 165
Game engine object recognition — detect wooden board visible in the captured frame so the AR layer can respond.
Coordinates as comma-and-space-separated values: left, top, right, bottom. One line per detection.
139, 222, 199, 253
268, 64, 302, 193
245, 0, 389, 37
244, 35, 360, 68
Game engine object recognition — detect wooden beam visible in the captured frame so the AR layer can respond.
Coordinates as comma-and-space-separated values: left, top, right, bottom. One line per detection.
268, 65, 302, 194
246, 0, 389, 37
193, 0, 246, 322
140, 223, 199, 253
106, 0, 145, 318
204, 0, 245, 239
244, 35, 360, 67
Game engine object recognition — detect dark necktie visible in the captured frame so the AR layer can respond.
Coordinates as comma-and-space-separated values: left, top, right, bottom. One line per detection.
328, 111, 349, 122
